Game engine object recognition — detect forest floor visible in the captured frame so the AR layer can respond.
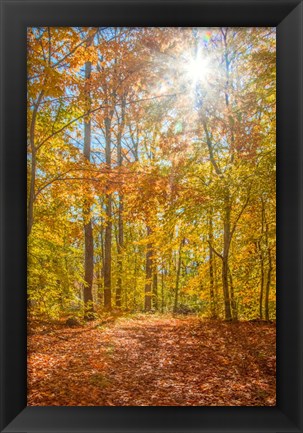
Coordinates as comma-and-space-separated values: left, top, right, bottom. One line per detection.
27, 315, 276, 406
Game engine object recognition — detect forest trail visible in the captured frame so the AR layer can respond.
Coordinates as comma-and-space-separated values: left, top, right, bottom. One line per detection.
28, 316, 276, 406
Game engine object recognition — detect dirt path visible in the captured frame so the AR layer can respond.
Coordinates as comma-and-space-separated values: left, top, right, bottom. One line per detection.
27, 315, 276, 406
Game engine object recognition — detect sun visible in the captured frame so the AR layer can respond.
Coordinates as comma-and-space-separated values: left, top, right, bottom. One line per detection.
184, 56, 211, 85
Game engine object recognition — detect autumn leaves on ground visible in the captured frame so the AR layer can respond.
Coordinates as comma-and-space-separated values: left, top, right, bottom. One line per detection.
28, 315, 276, 406
27, 27, 276, 406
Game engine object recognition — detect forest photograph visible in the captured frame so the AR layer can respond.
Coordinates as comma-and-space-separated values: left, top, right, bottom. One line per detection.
27, 27, 276, 406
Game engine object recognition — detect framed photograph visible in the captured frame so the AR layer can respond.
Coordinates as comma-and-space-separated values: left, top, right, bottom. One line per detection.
1, 0, 302, 432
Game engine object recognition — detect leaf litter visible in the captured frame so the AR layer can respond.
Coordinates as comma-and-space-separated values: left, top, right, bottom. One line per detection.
27, 316, 276, 406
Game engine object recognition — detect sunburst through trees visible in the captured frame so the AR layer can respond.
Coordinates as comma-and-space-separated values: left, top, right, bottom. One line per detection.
27, 27, 276, 406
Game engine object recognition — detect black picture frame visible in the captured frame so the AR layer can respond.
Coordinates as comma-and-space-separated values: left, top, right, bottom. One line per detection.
1, 0, 302, 432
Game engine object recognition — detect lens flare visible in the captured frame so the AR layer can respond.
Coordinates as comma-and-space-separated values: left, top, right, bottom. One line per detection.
184, 56, 210, 84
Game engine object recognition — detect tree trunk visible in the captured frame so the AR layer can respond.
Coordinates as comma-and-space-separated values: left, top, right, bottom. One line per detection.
83, 220, 94, 317
144, 226, 153, 311
100, 218, 105, 279
265, 222, 272, 321
265, 248, 272, 321
222, 258, 231, 320
161, 263, 165, 313
115, 97, 126, 308
96, 267, 102, 305
27, 147, 36, 238
208, 211, 217, 318
104, 194, 112, 310
259, 198, 266, 319
27, 90, 44, 237
116, 198, 123, 307
104, 115, 112, 310
229, 266, 237, 320
83, 57, 94, 319
133, 247, 138, 310
259, 251, 265, 320
153, 271, 158, 310
222, 190, 232, 321
173, 240, 183, 313
203, 121, 232, 321
96, 223, 104, 304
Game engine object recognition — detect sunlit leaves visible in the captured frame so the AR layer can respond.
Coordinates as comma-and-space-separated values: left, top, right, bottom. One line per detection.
27, 26, 276, 319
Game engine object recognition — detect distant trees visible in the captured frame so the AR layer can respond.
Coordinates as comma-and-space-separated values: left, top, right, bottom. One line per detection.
27, 27, 276, 321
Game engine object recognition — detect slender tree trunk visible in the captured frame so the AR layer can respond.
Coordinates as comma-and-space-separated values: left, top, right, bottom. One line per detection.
83, 57, 94, 319
222, 190, 232, 321
259, 251, 265, 319
173, 240, 183, 313
265, 249, 272, 321
27, 148, 36, 238
83, 219, 94, 316
222, 258, 231, 320
133, 248, 138, 310
104, 194, 112, 309
259, 198, 266, 319
104, 115, 112, 310
96, 268, 102, 305
265, 222, 272, 321
222, 29, 235, 319
116, 97, 126, 308
100, 219, 105, 279
203, 121, 232, 320
96, 225, 104, 304
27, 90, 44, 237
153, 271, 158, 310
145, 225, 158, 311
229, 266, 237, 320
208, 210, 217, 318
161, 263, 165, 314
145, 226, 153, 311
116, 198, 123, 307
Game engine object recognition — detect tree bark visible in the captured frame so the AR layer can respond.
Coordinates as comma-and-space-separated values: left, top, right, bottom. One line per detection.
161, 263, 165, 314
259, 198, 266, 319
115, 97, 126, 308
229, 266, 237, 320
173, 240, 183, 313
27, 90, 44, 237
259, 254, 265, 319
203, 121, 232, 320
104, 192, 112, 310
27, 147, 36, 238
208, 210, 217, 318
144, 226, 153, 311
116, 198, 123, 307
104, 112, 113, 310
265, 221, 272, 321
83, 219, 94, 317
153, 271, 158, 310
222, 190, 232, 321
133, 246, 138, 310
83, 57, 94, 319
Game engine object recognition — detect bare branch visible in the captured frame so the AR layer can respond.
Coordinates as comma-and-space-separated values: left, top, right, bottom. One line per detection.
36, 92, 185, 150
203, 120, 222, 177
208, 241, 223, 260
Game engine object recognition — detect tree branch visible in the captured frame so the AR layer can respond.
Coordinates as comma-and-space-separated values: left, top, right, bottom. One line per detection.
230, 187, 251, 240
208, 241, 223, 260
36, 92, 185, 150
203, 120, 222, 176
